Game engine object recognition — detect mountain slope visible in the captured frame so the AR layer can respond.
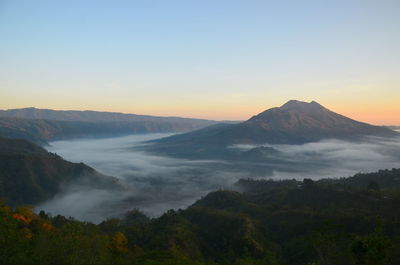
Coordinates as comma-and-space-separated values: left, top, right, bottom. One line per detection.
144, 100, 398, 158
243, 100, 395, 142
0, 107, 223, 144
0, 137, 119, 205
0, 117, 67, 145
0, 115, 219, 145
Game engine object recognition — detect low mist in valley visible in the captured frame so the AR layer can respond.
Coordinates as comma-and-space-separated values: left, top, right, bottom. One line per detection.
231, 136, 400, 179
37, 133, 400, 223
38, 134, 241, 222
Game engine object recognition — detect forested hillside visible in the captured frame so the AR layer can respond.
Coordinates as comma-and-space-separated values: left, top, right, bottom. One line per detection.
2, 169, 400, 265
0, 137, 119, 206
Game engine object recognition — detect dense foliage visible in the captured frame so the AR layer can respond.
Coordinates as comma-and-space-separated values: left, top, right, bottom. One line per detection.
1, 168, 400, 264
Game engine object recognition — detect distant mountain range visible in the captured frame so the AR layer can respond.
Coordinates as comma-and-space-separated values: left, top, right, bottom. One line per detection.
0, 107, 221, 144
0, 107, 219, 123
144, 100, 398, 159
0, 137, 120, 206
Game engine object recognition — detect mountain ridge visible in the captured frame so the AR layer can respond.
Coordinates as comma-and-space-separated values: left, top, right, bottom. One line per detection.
0, 137, 120, 206
144, 100, 398, 159
244, 100, 390, 136
0, 107, 219, 123
0, 108, 224, 144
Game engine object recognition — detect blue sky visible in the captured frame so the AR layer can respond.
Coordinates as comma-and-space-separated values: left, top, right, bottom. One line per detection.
0, 0, 399, 123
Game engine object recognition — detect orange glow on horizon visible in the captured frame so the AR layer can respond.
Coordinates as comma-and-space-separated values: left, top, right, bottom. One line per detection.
1, 101, 399, 126
123, 104, 400, 125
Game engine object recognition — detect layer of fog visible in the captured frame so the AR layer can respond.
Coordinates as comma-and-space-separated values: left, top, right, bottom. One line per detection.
37, 134, 240, 223
231, 136, 400, 179
37, 134, 400, 223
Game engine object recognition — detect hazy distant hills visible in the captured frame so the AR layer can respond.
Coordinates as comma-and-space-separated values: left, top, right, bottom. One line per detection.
0, 107, 218, 124
0, 137, 119, 206
145, 100, 398, 159
0, 107, 220, 144
387, 125, 400, 131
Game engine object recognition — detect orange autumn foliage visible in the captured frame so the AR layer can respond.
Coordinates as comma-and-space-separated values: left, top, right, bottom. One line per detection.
12, 213, 32, 224
42, 223, 53, 232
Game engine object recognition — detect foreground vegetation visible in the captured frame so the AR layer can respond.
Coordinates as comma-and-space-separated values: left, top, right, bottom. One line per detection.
1, 168, 400, 265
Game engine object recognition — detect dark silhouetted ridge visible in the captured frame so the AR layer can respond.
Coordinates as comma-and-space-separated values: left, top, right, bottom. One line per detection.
0, 137, 118, 205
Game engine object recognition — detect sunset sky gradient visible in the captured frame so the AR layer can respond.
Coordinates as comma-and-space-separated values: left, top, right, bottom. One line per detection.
0, 0, 399, 124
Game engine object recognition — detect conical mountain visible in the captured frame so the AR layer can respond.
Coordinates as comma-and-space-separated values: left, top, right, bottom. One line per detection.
147, 100, 398, 158
239, 100, 394, 142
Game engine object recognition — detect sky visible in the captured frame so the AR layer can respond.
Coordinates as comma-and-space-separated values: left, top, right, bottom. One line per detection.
0, 0, 399, 124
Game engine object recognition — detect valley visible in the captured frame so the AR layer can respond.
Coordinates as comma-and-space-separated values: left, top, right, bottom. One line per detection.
2, 1, 399, 263
38, 130, 400, 222
1, 102, 399, 264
